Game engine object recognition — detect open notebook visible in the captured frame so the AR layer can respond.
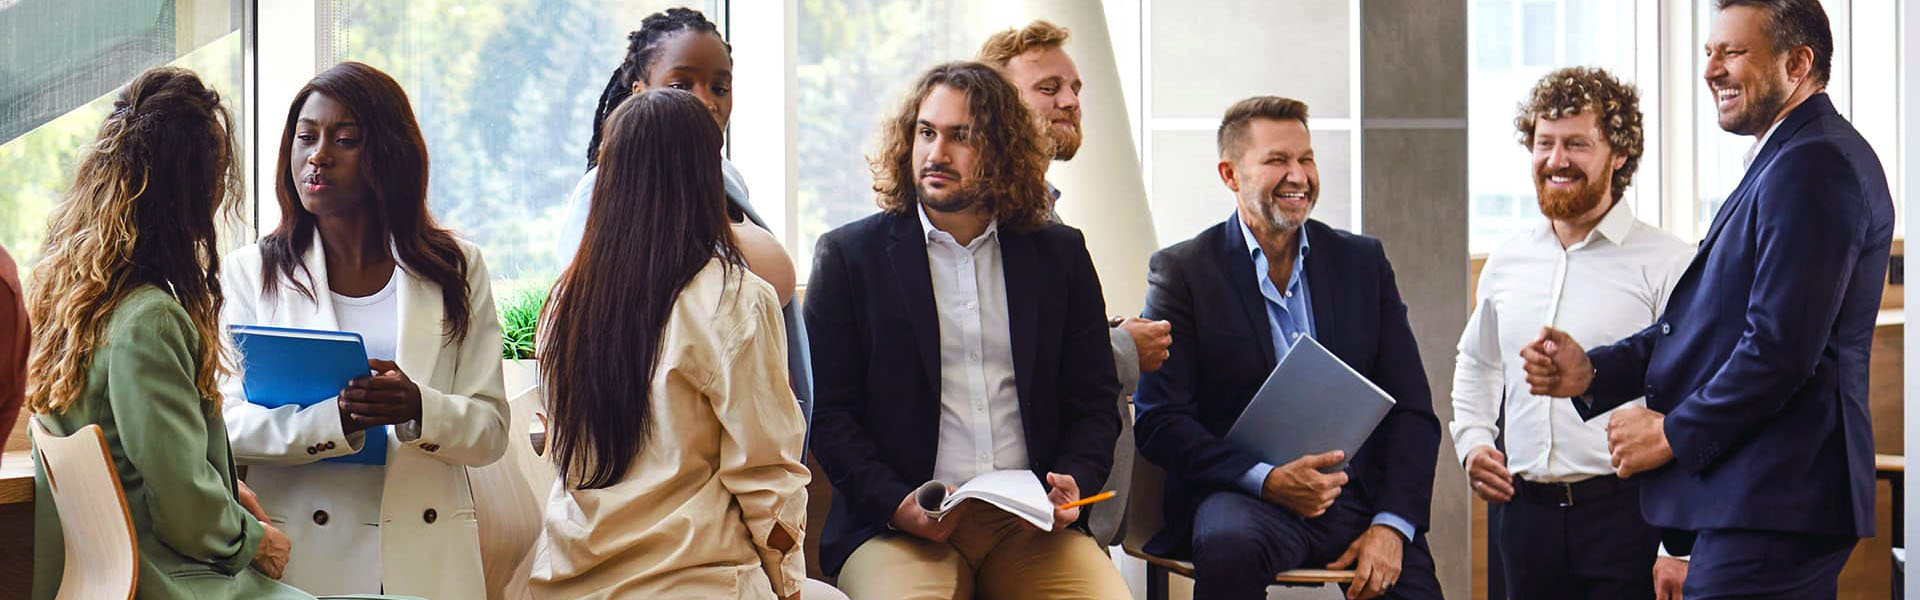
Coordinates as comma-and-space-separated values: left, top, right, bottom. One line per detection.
915, 469, 1053, 531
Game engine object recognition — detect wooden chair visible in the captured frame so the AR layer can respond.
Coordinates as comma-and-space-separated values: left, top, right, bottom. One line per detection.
465, 385, 554, 600
1122, 456, 1355, 599
31, 419, 138, 600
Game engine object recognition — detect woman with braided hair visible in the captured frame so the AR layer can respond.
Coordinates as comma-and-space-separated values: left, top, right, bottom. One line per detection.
555, 6, 815, 443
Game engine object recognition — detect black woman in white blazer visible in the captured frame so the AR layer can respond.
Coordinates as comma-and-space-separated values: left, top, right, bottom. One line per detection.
218, 62, 507, 599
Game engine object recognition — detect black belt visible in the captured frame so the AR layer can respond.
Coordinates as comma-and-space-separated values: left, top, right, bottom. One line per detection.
1511, 475, 1635, 507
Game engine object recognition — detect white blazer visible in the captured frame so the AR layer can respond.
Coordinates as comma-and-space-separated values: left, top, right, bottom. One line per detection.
219, 233, 507, 599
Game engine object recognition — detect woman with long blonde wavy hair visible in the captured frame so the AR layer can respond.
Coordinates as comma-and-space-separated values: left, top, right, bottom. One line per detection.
25, 66, 358, 600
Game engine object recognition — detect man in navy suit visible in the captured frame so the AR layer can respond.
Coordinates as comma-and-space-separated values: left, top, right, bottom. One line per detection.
805, 61, 1127, 599
1134, 96, 1443, 600
1523, 1, 1893, 597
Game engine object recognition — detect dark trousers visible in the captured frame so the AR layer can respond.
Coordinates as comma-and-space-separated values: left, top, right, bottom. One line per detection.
1490, 480, 1659, 599
1684, 528, 1857, 599
1190, 490, 1441, 600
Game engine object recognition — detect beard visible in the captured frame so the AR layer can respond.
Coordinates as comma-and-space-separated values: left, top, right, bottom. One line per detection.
916, 171, 982, 214
1243, 181, 1317, 233
1046, 115, 1083, 161
1534, 167, 1608, 220
1715, 75, 1788, 136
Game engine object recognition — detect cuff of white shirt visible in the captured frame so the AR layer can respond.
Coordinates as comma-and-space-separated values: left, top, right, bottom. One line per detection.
1239, 462, 1276, 497
1452, 429, 1498, 469
1371, 512, 1414, 542
1657, 542, 1688, 561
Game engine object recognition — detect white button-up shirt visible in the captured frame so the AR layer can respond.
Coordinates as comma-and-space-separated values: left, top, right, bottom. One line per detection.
1450, 202, 1694, 482
920, 205, 1029, 486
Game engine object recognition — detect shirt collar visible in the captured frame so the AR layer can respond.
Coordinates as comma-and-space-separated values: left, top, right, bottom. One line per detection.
1744, 118, 1786, 170
1531, 199, 1638, 248
918, 202, 999, 246
1590, 199, 1637, 245
1235, 212, 1311, 264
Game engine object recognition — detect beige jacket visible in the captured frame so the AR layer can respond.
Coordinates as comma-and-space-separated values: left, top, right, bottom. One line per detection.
532, 259, 809, 599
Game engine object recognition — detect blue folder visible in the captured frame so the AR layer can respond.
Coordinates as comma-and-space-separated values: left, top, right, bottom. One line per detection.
228, 325, 386, 465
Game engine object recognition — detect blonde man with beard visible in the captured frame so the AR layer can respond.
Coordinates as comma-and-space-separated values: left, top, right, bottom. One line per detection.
1449, 67, 1692, 599
979, 22, 1171, 546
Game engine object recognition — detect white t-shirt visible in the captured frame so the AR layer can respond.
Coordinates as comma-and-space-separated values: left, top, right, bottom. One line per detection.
332, 270, 400, 361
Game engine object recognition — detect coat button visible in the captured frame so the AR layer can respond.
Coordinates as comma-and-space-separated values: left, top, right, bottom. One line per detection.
313, 510, 329, 526
1660, 322, 1672, 335
423, 508, 437, 524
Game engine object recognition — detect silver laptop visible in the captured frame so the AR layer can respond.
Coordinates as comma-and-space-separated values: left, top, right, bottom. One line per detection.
1224, 335, 1396, 473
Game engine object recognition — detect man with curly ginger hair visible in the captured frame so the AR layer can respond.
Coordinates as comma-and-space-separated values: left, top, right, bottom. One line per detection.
1450, 66, 1693, 600
804, 61, 1128, 599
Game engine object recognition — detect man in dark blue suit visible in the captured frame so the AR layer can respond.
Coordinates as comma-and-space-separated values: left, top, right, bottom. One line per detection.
1134, 96, 1443, 600
805, 61, 1127, 599
1522, 1, 1893, 597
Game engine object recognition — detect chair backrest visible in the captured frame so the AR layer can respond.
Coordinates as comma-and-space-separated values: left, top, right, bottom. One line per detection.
465, 383, 553, 600
512, 385, 555, 500
1122, 452, 1169, 555
31, 418, 137, 600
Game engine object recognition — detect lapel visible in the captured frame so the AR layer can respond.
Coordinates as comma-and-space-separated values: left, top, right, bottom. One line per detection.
1697, 94, 1835, 253
1000, 228, 1040, 410
304, 232, 443, 377
392, 248, 444, 378
884, 211, 942, 393
1303, 221, 1341, 357
1213, 214, 1277, 370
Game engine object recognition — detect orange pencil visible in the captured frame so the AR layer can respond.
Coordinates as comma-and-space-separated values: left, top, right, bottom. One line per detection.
1056, 490, 1117, 511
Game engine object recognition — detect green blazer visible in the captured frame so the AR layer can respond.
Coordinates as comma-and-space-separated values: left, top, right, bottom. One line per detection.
34, 286, 310, 600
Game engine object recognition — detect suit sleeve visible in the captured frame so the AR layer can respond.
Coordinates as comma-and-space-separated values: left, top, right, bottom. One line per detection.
1133, 250, 1267, 490
1664, 143, 1869, 472
393, 250, 509, 467
1051, 230, 1122, 499
106, 301, 263, 574
1109, 327, 1140, 397
1362, 241, 1441, 533
709, 283, 810, 597
218, 258, 363, 465
804, 233, 915, 526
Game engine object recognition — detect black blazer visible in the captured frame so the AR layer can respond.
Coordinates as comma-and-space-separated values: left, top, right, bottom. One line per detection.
803, 209, 1121, 575
1134, 216, 1441, 557
1578, 93, 1891, 542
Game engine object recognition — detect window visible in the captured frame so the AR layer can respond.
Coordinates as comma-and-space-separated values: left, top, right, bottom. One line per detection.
1467, 0, 1642, 254
1, 0, 248, 272
1141, 0, 1354, 245
1689, 0, 1905, 237
789, 0, 1010, 276
320, 0, 716, 294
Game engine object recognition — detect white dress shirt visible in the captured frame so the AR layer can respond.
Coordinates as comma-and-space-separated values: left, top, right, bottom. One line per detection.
1450, 201, 1694, 482
920, 205, 1029, 486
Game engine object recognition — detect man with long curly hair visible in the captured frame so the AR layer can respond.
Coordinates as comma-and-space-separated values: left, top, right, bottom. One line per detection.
804, 61, 1128, 599
1450, 66, 1693, 599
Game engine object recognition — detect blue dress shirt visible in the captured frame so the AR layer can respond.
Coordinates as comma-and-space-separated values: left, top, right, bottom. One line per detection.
1232, 215, 1413, 541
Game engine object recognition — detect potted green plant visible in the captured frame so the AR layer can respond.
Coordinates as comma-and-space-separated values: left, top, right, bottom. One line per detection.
498, 286, 546, 398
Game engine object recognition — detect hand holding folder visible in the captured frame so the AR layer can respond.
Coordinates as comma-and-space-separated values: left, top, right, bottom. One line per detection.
340, 358, 424, 432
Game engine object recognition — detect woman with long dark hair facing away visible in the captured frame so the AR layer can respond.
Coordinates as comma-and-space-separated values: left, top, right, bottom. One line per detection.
218, 61, 505, 598
26, 66, 375, 600
532, 88, 810, 599
555, 7, 812, 435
